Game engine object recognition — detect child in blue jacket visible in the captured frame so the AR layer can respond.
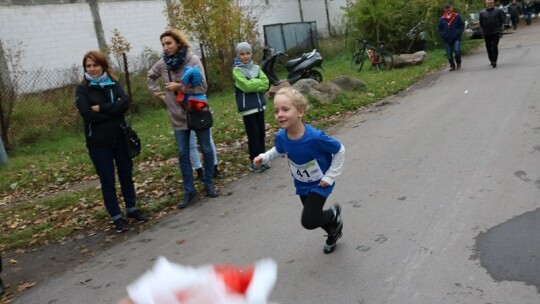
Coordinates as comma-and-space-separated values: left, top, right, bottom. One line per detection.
254, 87, 345, 254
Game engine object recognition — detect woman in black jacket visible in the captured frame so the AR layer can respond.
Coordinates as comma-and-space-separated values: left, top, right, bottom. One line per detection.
76, 50, 146, 233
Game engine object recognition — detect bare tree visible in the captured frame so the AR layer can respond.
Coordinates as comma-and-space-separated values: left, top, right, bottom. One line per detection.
0, 39, 25, 149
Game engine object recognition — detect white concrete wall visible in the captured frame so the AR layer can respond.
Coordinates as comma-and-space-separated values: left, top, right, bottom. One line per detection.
0, 1, 167, 71
0, 0, 347, 76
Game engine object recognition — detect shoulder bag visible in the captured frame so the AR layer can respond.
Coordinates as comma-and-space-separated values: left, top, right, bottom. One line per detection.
187, 108, 213, 130
120, 121, 141, 158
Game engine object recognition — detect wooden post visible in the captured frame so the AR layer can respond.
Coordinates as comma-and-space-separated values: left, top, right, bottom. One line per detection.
122, 53, 132, 100
199, 43, 209, 95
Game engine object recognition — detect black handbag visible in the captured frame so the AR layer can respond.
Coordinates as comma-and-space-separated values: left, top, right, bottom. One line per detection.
187, 108, 213, 130
120, 122, 141, 158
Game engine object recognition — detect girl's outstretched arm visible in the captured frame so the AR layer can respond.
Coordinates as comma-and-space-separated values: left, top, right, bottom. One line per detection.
253, 147, 282, 167
319, 144, 345, 187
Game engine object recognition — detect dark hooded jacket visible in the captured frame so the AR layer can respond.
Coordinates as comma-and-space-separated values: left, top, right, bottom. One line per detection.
76, 80, 129, 148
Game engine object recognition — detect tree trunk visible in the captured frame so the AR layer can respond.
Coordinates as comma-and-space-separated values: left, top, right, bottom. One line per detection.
88, 0, 108, 55
0, 39, 15, 149
0, 136, 8, 165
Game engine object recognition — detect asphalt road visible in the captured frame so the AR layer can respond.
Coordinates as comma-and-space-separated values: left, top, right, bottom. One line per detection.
14, 24, 540, 304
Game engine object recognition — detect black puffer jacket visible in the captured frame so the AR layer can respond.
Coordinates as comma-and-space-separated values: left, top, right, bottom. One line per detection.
479, 7, 506, 36
76, 81, 130, 148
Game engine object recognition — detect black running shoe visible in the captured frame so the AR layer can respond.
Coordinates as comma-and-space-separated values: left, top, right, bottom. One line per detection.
323, 204, 343, 254
127, 209, 148, 223
114, 218, 129, 233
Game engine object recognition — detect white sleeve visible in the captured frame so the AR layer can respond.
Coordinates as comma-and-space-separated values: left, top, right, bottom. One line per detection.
321, 144, 345, 186
259, 147, 283, 164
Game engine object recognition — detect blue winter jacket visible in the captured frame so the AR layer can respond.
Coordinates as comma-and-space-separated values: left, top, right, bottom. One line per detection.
438, 13, 465, 43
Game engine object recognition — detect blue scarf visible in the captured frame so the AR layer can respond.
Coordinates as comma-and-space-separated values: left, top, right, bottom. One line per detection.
85, 72, 115, 87
163, 48, 187, 71
233, 59, 260, 79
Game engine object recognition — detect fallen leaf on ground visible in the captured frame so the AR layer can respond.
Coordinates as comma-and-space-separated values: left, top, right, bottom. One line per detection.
17, 282, 35, 292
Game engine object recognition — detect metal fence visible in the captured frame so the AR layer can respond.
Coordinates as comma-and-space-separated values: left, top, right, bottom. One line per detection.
0, 52, 162, 149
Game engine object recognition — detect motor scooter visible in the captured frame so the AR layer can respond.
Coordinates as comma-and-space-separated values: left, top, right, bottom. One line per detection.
260, 46, 324, 86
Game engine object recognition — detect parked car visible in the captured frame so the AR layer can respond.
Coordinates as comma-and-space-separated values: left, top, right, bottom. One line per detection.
500, 5, 512, 29
465, 12, 483, 39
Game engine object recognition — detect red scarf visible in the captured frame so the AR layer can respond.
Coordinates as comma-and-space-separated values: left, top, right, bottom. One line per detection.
442, 11, 457, 29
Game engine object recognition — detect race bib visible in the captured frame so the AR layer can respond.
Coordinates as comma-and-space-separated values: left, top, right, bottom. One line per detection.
288, 158, 324, 183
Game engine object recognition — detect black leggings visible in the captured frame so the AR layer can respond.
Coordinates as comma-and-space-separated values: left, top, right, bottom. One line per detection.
299, 192, 335, 230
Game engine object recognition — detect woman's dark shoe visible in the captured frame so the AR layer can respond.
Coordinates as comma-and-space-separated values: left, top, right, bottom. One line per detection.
204, 183, 218, 197
113, 218, 129, 233
177, 191, 199, 209
127, 210, 148, 223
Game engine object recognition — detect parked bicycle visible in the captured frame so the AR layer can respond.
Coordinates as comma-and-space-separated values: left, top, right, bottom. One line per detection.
351, 39, 394, 72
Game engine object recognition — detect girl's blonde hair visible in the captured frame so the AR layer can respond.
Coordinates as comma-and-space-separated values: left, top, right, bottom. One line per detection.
275, 87, 308, 111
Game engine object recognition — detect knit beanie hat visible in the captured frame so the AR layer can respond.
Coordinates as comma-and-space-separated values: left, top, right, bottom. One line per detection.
235, 42, 252, 56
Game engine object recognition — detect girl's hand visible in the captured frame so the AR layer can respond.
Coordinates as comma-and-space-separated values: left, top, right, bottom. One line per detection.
253, 155, 263, 166
318, 181, 330, 188
91, 105, 100, 112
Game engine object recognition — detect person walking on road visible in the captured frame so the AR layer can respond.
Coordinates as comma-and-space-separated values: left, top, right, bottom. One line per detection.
147, 29, 218, 209
253, 87, 346, 254
522, 0, 534, 26
438, 2, 465, 71
479, 0, 506, 68
508, 0, 521, 30
76, 50, 147, 233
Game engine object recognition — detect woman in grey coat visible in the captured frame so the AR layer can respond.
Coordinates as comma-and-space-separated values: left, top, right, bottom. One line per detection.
147, 29, 217, 208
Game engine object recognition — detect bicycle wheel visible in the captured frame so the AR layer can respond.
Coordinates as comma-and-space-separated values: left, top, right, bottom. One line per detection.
378, 51, 394, 71
350, 52, 365, 72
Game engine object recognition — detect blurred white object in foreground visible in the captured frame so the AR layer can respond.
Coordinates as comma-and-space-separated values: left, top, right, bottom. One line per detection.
126, 257, 278, 304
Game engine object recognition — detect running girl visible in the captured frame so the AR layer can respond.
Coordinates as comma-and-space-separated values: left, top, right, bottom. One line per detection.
253, 87, 345, 253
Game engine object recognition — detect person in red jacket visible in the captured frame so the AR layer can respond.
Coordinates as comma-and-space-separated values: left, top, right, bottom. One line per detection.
438, 2, 465, 71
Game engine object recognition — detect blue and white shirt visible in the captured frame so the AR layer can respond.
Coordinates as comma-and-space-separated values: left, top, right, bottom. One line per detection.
261, 124, 345, 197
